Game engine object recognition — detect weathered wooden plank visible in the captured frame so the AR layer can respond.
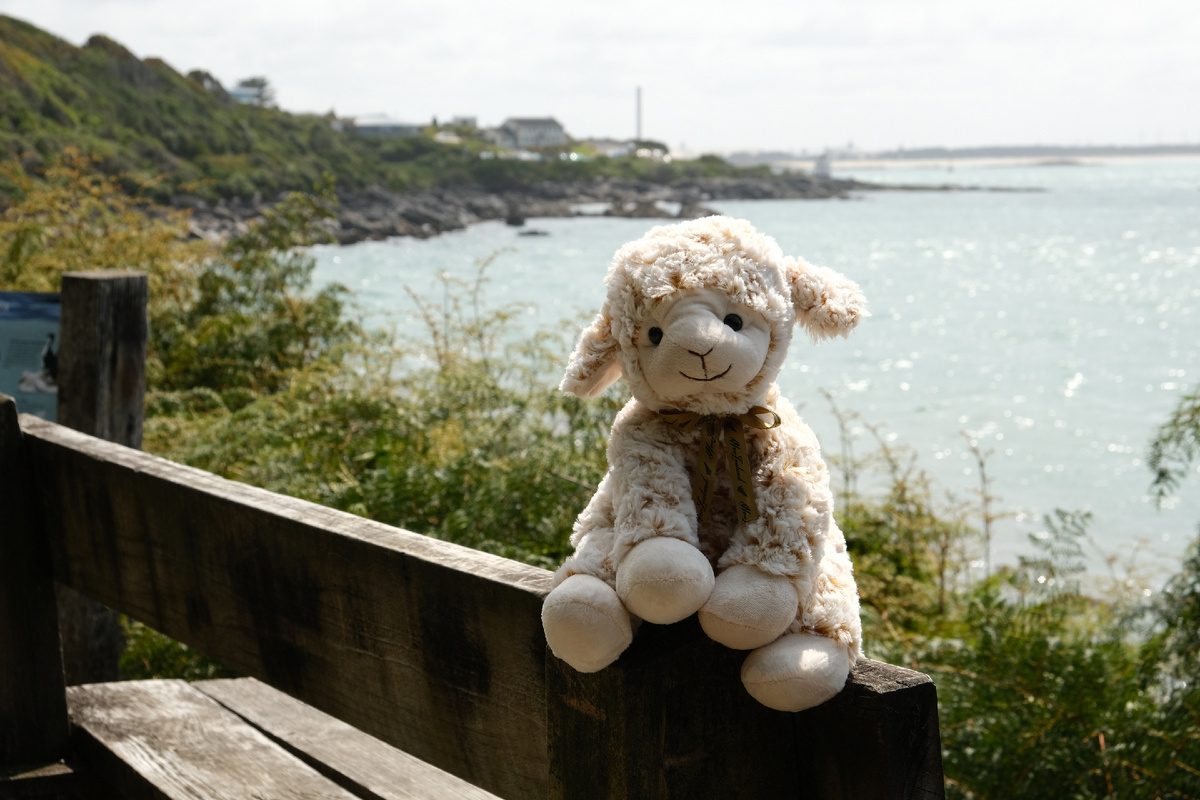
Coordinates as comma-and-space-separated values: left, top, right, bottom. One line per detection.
196, 677, 503, 800
66, 680, 362, 800
56, 271, 149, 686
53, 585, 124, 686
547, 616, 802, 800
793, 659, 946, 800
549, 616, 946, 800
0, 396, 69, 766
21, 414, 553, 800
56, 271, 147, 448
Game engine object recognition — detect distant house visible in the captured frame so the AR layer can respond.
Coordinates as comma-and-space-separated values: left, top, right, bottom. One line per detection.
813, 151, 832, 178
229, 77, 275, 107
487, 118, 568, 149
229, 85, 261, 105
351, 114, 424, 138
448, 116, 478, 128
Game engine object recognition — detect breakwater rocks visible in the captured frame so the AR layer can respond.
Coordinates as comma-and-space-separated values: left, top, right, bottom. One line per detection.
180, 174, 947, 244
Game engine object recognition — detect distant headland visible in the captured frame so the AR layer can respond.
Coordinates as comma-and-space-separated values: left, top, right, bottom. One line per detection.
0, 14, 1055, 245
727, 144, 1200, 171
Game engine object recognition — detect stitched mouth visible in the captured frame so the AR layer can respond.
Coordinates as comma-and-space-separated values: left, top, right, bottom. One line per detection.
681, 365, 732, 382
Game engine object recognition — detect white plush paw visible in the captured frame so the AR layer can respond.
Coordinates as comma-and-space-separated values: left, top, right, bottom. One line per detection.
615, 537, 714, 625
741, 633, 850, 712
542, 574, 633, 673
698, 564, 799, 650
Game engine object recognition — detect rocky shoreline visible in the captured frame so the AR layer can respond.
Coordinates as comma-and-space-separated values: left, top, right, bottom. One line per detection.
180, 174, 1011, 244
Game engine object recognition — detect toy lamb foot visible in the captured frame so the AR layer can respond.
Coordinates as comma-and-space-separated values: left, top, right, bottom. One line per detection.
616, 537, 715, 625
741, 633, 851, 712
698, 564, 799, 650
542, 575, 633, 673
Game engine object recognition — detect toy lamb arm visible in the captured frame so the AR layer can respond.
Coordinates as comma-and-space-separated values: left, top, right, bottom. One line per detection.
717, 394, 832, 594
553, 403, 697, 584
604, 405, 699, 564
556, 403, 717, 627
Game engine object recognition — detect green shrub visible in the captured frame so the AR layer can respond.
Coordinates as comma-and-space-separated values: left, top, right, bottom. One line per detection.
148, 262, 619, 568
9, 148, 1200, 795
120, 619, 238, 681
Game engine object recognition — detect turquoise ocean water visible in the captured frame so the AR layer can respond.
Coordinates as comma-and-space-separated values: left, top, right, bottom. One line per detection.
312, 157, 1200, 580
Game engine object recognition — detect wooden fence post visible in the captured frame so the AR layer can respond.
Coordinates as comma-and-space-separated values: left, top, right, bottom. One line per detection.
0, 394, 70, 768
55, 271, 148, 685
548, 616, 946, 799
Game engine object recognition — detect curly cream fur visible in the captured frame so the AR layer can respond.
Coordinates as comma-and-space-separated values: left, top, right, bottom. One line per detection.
555, 216, 867, 662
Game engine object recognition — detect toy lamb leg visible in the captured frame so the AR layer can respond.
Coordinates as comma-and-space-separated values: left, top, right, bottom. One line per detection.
541, 216, 866, 712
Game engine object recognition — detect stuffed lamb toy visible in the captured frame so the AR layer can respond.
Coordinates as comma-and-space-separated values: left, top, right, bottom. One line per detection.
542, 216, 866, 712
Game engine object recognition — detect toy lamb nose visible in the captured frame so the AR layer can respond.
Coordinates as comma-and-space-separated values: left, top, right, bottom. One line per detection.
542, 216, 869, 713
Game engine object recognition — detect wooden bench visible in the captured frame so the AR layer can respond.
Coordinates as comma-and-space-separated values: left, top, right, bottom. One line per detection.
0, 274, 945, 799
0, 398, 946, 800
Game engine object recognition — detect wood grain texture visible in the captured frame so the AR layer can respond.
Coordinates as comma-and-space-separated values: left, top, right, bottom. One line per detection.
549, 617, 945, 800
56, 272, 147, 448
53, 587, 124, 687
548, 615, 802, 800
793, 659, 946, 800
21, 414, 554, 800
196, 678, 502, 800
56, 271, 149, 686
66, 680, 361, 800
0, 396, 69, 766
19, 407, 945, 800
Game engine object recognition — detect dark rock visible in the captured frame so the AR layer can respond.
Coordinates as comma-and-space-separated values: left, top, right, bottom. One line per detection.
677, 202, 719, 219
181, 173, 974, 244
606, 200, 676, 219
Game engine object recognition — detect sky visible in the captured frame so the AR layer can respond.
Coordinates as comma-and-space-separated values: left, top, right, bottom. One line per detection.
3, 0, 1199, 154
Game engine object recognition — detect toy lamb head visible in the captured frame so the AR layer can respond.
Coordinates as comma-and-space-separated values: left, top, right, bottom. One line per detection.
543, 216, 867, 712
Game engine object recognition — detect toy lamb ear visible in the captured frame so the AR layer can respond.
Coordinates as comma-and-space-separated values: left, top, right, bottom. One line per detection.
785, 257, 868, 340
560, 312, 623, 397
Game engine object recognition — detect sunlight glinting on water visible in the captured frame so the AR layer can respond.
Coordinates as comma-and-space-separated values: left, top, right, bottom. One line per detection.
312, 158, 1200, 579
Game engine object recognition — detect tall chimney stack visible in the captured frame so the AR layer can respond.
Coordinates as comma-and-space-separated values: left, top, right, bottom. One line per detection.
636, 86, 642, 142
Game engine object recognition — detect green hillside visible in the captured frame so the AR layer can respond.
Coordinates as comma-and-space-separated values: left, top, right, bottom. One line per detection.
0, 16, 384, 199
0, 15, 759, 201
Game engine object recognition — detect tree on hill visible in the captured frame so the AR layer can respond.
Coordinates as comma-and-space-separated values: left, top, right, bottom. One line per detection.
0, 14, 777, 201
632, 139, 670, 153
234, 76, 275, 107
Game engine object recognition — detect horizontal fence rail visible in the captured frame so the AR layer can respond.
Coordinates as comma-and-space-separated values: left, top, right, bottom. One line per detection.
19, 413, 553, 800
12, 409, 945, 800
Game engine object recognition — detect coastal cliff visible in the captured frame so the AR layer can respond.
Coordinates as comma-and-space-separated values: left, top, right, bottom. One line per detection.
182, 172, 1007, 244
0, 14, 1020, 246
183, 174, 881, 243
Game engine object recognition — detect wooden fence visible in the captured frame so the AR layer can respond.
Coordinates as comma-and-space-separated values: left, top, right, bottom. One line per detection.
0, 274, 945, 800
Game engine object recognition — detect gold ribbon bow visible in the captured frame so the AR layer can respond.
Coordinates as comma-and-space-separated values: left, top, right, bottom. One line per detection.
659, 406, 782, 524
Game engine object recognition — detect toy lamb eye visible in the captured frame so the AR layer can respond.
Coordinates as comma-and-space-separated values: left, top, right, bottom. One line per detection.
723, 314, 743, 331
648, 327, 663, 345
